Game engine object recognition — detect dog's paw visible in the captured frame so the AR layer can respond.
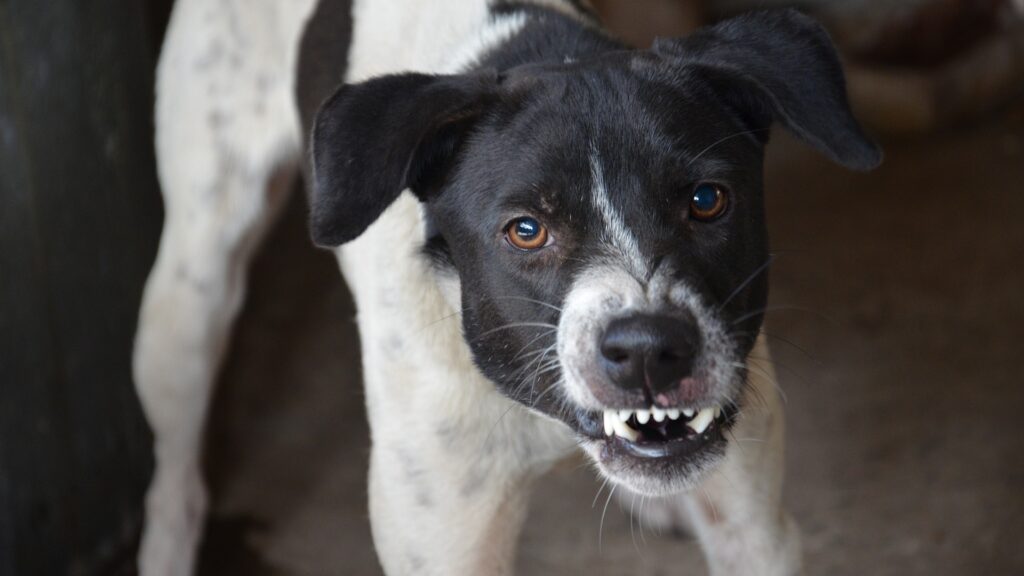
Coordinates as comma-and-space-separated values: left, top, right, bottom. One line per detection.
614, 488, 694, 539
138, 468, 208, 576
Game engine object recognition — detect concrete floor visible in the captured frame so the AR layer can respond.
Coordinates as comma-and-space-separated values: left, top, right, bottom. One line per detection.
196, 101, 1024, 575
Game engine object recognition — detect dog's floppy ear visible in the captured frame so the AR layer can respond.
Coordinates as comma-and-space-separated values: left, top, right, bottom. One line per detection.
652, 9, 881, 171
310, 71, 498, 246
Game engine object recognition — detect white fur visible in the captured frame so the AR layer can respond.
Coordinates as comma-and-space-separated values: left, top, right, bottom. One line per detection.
444, 12, 529, 73
139, 1, 799, 574
589, 151, 647, 276
557, 264, 642, 409
516, 0, 600, 24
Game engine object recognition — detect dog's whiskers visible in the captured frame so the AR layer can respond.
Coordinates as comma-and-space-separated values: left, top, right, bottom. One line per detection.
414, 309, 468, 334
686, 128, 771, 167
526, 349, 558, 403
511, 333, 558, 362
699, 485, 719, 525
731, 305, 837, 327
592, 477, 611, 508
626, 487, 634, 557
734, 360, 789, 405
718, 255, 775, 311
598, 484, 618, 552
748, 355, 808, 390
491, 295, 564, 313
638, 494, 649, 545
527, 377, 562, 410
725, 427, 746, 458
758, 329, 823, 366
479, 403, 519, 460
475, 322, 558, 339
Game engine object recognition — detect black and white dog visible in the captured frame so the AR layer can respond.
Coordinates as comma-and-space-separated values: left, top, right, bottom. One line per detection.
134, 1, 880, 574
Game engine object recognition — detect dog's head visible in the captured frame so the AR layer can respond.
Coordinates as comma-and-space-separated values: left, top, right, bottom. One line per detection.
310, 10, 880, 495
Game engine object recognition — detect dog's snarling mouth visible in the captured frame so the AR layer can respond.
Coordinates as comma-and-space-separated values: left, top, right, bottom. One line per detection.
580, 402, 738, 460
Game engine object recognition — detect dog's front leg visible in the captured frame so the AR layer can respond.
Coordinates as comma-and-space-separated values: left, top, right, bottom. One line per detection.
686, 340, 802, 576
621, 338, 802, 575
361, 359, 574, 576
367, 438, 530, 576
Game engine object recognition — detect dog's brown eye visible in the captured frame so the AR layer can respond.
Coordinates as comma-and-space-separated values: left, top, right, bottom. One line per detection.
505, 217, 549, 251
690, 183, 729, 221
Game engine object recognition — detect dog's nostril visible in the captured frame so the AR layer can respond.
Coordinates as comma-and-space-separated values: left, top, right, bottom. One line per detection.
657, 349, 681, 364
606, 350, 630, 364
600, 343, 632, 364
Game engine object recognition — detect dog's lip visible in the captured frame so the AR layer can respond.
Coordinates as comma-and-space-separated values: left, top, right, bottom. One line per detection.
573, 408, 609, 439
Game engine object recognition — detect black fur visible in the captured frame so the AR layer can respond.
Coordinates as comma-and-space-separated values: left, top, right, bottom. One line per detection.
650, 9, 881, 170
311, 72, 499, 245
296, 0, 353, 146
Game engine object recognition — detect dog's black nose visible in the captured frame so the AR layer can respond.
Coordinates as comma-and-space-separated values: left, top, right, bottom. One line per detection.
600, 315, 701, 394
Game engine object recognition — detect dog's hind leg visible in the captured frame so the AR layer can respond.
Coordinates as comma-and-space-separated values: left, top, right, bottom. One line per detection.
133, 1, 315, 574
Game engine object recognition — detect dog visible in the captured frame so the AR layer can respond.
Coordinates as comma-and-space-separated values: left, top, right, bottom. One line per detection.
134, 1, 880, 574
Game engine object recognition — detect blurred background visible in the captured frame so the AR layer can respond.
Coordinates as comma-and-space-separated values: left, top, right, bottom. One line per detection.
1, 0, 1022, 574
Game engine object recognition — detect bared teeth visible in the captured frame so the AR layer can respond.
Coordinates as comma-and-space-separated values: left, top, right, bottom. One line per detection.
603, 405, 725, 441
687, 407, 716, 434
603, 410, 639, 441
651, 406, 666, 422
611, 416, 639, 441
635, 409, 651, 424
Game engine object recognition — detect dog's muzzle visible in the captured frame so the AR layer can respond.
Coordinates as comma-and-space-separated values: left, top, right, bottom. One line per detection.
586, 313, 738, 460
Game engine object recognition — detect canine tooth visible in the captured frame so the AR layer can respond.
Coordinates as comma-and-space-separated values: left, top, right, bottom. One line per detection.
713, 406, 722, 419
618, 410, 633, 422
682, 408, 695, 418
688, 407, 716, 434
666, 408, 681, 420
612, 418, 639, 442
651, 406, 666, 422
603, 411, 614, 436
635, 409, 651, 424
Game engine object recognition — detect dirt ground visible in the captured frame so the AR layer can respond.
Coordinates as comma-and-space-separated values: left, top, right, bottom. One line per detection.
195, 99, 1024, 575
